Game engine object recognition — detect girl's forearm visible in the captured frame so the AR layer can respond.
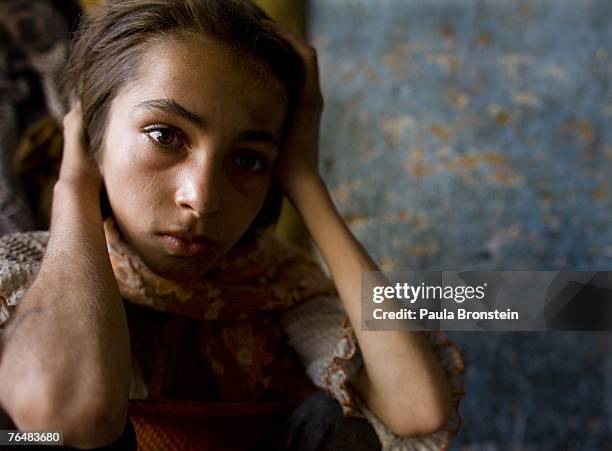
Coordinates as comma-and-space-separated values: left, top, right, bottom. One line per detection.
0, 180, 131, 447
286, 175, 452, 436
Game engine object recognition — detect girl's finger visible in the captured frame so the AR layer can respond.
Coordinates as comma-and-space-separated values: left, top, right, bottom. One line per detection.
62, 103, 86, 158
60, 101, 98, 181
269, 23, 323, 99
266, 20, 318, 68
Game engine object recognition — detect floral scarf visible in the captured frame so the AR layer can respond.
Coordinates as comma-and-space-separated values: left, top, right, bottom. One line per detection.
103, 217, 338, 403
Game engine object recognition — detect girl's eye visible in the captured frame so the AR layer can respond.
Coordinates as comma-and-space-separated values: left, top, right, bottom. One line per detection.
233, 153, 268, 173
143, 126, 185, 149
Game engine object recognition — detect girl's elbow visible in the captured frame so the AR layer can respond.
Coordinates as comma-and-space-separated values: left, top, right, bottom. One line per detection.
10, 390, 128, 449
390, 394, 452, 438
417, 404, 451, 436
390, 411, 449, 438
71, 401, 129, 449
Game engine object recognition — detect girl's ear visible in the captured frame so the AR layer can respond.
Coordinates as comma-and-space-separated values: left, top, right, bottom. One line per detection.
94, 155, 112, 219
100, 182, 113, 220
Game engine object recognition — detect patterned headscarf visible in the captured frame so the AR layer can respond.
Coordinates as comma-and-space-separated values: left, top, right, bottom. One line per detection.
104, 217, 338, 403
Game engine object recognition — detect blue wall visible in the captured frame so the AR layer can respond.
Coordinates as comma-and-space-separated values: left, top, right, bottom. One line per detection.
308, 0, 612, 448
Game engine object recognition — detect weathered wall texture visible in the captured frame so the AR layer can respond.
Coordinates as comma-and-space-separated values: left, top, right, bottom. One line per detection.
308, 0, 612, 448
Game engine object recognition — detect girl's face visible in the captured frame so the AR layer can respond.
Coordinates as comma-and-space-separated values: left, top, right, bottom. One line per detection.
100, 36, 287, 281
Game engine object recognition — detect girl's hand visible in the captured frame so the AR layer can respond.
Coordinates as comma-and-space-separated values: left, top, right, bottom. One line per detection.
59, 102, 101, 193
271, 24, 324, 199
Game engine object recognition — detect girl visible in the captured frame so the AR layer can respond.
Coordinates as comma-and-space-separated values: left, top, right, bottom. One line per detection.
0, 1, 463, 449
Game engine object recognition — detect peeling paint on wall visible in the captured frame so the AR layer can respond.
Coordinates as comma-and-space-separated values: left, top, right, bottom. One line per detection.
309, 0, 612, 448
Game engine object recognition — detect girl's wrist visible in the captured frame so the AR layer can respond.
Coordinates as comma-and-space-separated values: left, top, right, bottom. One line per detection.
283, 171, 324, 206
51, 178, 103, 228
284, 173, 334, 223
54, 176, 100, 200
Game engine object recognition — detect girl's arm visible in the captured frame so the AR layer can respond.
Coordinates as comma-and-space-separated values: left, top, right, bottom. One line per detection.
273, 27, 452, 437
0, 105, 132, 448
285, 175, 452, 437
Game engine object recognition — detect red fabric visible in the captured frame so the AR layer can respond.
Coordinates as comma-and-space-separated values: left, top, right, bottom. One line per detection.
128, 399, 294, 451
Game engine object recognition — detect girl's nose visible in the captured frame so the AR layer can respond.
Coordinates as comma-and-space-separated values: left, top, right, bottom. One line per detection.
174, 157, 223, 218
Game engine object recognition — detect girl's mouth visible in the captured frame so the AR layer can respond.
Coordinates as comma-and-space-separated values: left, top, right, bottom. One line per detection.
157, 233, 214, 257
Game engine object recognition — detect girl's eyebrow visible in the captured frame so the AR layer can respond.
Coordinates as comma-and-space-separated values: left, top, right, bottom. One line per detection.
135, 98, 280, 150
136, 98, 203, 128
236, 131, 280, 150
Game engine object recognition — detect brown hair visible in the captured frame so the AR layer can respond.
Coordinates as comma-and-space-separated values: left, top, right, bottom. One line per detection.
62, 0, 302, 242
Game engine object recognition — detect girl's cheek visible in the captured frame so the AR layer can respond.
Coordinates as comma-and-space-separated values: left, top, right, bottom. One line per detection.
121, 134, 179, 172
227, 165, 273, 198
232, 178, 270, 202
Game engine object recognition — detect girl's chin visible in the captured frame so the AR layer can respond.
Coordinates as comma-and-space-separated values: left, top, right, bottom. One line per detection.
130, 239, 223, 282
144, 254, 218, 282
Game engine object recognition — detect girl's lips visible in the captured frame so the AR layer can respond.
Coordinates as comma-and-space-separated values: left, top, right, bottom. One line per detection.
157, 233, 212, 257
